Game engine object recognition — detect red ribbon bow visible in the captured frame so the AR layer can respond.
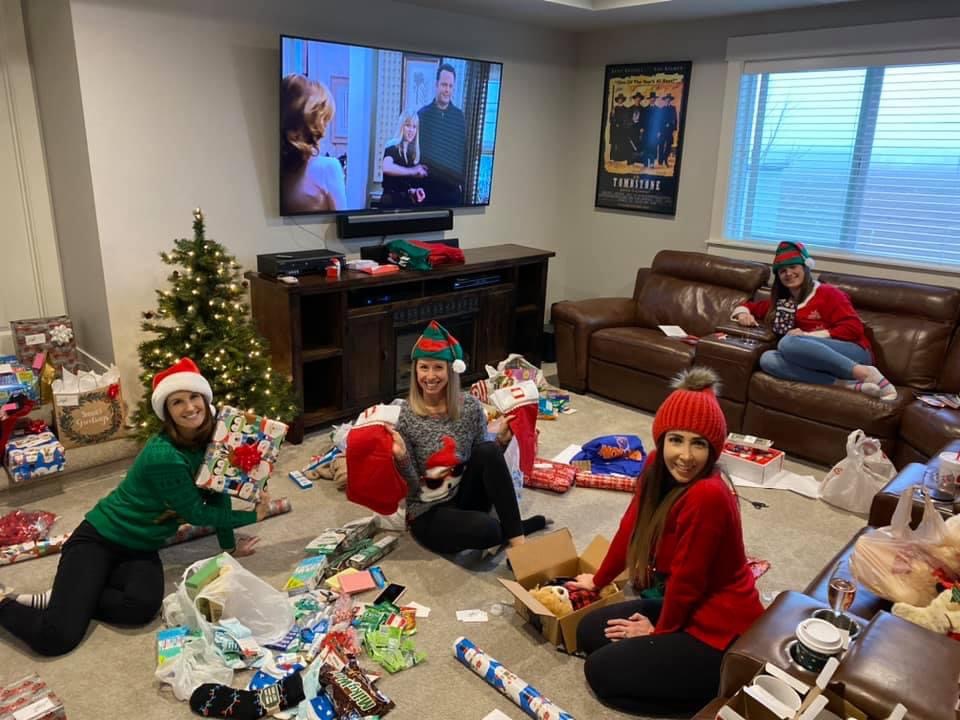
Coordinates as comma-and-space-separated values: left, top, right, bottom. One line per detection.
107, 383, 120, 399
229, 444, 263, 474
27, 420, 48, 435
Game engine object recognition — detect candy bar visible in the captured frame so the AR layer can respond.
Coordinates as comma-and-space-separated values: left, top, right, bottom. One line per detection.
288, 470, 313, 489
319, 660, 394, 717
284, 555, 328, 595
347, 534, 398, 569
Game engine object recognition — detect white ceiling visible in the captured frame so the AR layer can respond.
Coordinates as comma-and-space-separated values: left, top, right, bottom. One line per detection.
392, 0, 863, 31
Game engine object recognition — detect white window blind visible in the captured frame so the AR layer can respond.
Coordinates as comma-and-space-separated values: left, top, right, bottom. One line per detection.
724, 60, 960, 267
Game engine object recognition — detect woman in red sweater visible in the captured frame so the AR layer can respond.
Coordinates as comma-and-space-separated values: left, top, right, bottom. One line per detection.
573, 367, 763, 716
731, 241, 896, 401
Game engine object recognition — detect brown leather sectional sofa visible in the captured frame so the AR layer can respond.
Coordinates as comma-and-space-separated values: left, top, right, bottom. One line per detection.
552, 250, 960, 467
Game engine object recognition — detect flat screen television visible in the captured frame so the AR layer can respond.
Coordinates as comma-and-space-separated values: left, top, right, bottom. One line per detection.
280, 35, 503, 216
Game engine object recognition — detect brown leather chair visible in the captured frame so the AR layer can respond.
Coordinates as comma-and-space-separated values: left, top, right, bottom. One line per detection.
742, 272, 960, 466
552, 251, 768, 422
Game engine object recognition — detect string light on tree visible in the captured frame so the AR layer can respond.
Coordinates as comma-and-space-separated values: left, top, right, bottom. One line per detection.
132, 208, 298, 441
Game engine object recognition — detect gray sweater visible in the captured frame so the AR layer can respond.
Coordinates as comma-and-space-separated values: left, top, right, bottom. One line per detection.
395, 394, 487, 520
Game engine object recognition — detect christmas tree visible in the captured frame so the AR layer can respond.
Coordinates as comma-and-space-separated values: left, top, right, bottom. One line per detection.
133, 209, 298, 440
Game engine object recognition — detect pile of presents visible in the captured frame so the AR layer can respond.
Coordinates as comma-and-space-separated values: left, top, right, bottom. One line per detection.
1, 315, 128, 486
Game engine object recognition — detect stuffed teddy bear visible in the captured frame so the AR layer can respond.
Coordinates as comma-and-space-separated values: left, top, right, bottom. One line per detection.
892, 586, 960, 639
529, 580, 618, 618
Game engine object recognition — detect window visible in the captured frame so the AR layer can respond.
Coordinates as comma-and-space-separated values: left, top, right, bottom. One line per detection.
724, 60, 960, 266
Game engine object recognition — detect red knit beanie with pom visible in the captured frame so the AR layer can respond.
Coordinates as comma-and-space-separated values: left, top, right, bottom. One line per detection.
651, 367, 727, 456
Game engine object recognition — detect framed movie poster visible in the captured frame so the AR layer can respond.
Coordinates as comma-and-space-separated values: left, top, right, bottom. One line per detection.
595, 61, 692, 215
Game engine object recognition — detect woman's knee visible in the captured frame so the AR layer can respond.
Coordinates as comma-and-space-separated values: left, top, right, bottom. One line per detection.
471, 441, 504, 466
124, 593, 162, 626
34, 624, 87, 657
759, 350, 780, 374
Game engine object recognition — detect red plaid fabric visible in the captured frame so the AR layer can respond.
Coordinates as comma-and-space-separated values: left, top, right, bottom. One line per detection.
575, 471, 637, 492
524, 458, 576, 493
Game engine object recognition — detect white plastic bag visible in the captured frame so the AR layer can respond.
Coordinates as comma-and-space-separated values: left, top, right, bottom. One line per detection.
165, 553, 294, 645
850, 488, 960, 605
155, 635, 233, 701
503, 435, 523, 503
819, 429, 896, 514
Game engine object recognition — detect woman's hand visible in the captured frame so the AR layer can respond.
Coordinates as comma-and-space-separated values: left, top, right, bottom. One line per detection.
735, 312, 759, 327
232, 534, 260, 557
390, 429, 408, 462
604, 613, 654, 641
255, 490, 273, 522
786, 328, 807, 336
571, 573, 597, 592
495, 418, 514, 448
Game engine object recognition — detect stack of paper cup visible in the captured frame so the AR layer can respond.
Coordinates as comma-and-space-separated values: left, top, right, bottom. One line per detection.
933, 452, 960, 502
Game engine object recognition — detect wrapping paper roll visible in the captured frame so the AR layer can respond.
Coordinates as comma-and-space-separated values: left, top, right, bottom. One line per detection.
165, 497, 292, 546
452, 637, 575, 720
0, 533, 70, 566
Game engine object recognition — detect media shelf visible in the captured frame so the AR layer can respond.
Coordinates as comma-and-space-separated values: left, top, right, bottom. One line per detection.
246, 244, 554, 443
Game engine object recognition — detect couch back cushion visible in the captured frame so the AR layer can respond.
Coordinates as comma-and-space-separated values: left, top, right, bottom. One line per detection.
818, 271, 960, 390
634, 251, 769, 337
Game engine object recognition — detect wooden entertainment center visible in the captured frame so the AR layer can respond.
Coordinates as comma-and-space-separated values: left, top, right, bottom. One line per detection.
246, 244, 554, 442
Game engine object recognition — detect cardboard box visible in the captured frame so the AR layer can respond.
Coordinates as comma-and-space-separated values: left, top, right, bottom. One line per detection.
52, 383, 127, 449
10, 316, 79, 373
721, 443, 785, 485
498, 529, 625, 654
4, 432, 66, 484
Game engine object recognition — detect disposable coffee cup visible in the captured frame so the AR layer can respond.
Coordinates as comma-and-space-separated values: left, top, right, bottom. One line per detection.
752, 674, 801, 711
933, 453, 960, 502
794, 618, 844, 672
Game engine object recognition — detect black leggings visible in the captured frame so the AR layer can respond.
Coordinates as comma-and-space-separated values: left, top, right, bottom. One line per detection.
0, 520, 164, 656
576, 598, 726, 717
410, 442, 523, 554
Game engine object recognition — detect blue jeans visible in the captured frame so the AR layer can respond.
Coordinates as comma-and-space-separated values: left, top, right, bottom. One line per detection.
760, 335, 870, 385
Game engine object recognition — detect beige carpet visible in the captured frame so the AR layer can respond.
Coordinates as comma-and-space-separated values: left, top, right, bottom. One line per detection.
0, 369, 865, 720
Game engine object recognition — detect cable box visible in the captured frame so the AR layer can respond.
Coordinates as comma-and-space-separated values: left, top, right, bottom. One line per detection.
257, 249, 345, 277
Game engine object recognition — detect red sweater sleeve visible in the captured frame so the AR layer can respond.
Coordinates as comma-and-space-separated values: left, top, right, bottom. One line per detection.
732, 299, 769, 320
593, 493, 639, 589
653, 481, 732, 636
819, 285, 864, 343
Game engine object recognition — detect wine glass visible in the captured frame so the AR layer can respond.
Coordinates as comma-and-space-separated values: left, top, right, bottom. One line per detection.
826, 562, 857, 620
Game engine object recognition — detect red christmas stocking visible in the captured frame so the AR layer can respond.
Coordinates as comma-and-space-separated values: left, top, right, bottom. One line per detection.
491, 381, 539, 478
345, 423, 407, 515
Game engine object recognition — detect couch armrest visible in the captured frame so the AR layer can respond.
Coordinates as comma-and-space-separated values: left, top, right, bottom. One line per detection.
551, 298, 637, 392
716, 322, 777, 344
695, 334, 772, 404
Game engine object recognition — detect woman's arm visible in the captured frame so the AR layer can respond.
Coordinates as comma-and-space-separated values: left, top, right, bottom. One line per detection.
152, 463, 257, 536
731, 299, 769, 325
653, 483, 730, 635
820, 286, 865, 342
589, 493, 640, 589
383, 154, 426, 177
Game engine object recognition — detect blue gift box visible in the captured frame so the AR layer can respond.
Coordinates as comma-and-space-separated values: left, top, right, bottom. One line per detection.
4, 431, 66, 483
0, 356, 38, 404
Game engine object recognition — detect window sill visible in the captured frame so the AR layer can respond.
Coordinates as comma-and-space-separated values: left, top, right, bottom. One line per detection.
707, 238, 960, 280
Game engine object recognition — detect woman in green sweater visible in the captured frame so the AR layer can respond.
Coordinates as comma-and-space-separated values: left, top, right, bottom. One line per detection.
0, 358, 271, 656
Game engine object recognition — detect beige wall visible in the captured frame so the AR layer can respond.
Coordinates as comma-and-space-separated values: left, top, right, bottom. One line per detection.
568, 0, 960, 301
55, 0, 576, 398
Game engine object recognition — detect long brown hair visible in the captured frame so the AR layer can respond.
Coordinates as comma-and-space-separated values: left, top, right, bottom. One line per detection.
162, 398, 216, 451
765, 265, 814, 324
625, 435, 718, 588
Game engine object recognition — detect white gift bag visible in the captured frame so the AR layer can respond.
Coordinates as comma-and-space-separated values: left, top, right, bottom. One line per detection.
819, 429, 896, 514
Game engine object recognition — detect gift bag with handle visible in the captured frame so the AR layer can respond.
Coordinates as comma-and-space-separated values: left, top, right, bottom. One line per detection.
819, 429, 896, 514
850, 487, 960, 605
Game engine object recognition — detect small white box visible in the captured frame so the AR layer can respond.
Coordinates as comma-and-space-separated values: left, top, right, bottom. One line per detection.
721, 443, 785, 485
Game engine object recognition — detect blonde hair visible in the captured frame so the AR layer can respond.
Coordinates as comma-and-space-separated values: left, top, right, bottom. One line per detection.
281, 74, 335, 170
393, 110, 421, 165
407, 359, 462, 421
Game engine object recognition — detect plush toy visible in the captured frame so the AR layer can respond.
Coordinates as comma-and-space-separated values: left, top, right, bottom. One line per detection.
529, 581, 618, 618
892, 586, 960, 639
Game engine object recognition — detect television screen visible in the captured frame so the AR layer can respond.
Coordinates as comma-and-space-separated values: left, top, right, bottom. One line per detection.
280, 35, 503, 216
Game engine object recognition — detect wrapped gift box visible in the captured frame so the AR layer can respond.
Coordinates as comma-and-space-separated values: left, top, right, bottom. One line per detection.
721, 442, 785, 485
0, 674, 66, 720
524, 458, 576, 493
0, 357, 38, 404
10, 316, 79, 372
52, 367, 127, 449
4, 432, 66, 484
575, 471, 636, 492
195, 405, 288, 502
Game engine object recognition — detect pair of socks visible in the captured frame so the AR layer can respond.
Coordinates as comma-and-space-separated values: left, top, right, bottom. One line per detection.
838, 366, 897, 401
190, 674, 305, 720
15, 590, 51, 610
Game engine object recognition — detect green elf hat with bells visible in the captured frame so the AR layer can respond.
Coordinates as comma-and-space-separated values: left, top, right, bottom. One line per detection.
772, 241, 815, 272
411, 320, 466, 374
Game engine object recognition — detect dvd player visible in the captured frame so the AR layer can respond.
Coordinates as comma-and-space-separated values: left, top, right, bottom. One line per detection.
257, 249, 345, 277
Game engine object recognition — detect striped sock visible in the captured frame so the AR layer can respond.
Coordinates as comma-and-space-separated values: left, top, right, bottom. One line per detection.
15, 590, 51, 610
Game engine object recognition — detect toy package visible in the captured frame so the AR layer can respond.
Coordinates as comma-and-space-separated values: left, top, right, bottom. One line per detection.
195, 405, 288, 502
0, 673, 66, 720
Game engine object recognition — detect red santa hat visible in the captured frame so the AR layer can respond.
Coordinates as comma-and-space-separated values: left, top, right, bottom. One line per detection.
151, 357, 213, 420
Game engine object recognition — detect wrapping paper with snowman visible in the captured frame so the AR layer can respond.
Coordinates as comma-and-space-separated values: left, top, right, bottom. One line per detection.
195, 405, 288, 502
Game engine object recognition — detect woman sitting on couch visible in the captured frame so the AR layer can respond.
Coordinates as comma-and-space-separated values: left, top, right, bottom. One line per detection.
732, 240, 896, 402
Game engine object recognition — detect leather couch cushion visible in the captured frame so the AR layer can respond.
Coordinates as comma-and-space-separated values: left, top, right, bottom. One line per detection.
899, 401, 960, 458
591, 327, 694, 378
819, 272, 960, 389
938, 333, 960, 393
748, 372, 910, 437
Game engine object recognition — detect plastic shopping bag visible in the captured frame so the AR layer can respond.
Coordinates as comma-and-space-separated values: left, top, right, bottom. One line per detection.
850, 487, 960, 605
164, 553, 294, 645
155, 635, 233, 701
819, 429, 896, 514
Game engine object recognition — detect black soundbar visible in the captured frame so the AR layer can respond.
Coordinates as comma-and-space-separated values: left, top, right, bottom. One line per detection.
337, 208, 453, 239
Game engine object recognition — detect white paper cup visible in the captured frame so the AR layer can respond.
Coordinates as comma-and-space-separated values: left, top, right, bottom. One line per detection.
935, 453, 960, 501
752, 674, 802, 711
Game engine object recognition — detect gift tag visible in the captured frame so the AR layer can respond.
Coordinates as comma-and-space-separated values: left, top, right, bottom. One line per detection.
24, 333, 46, 346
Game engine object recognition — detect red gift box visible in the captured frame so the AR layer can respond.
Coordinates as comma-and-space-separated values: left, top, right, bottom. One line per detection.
524, 458, 576, 493
575, 471, 637, 493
